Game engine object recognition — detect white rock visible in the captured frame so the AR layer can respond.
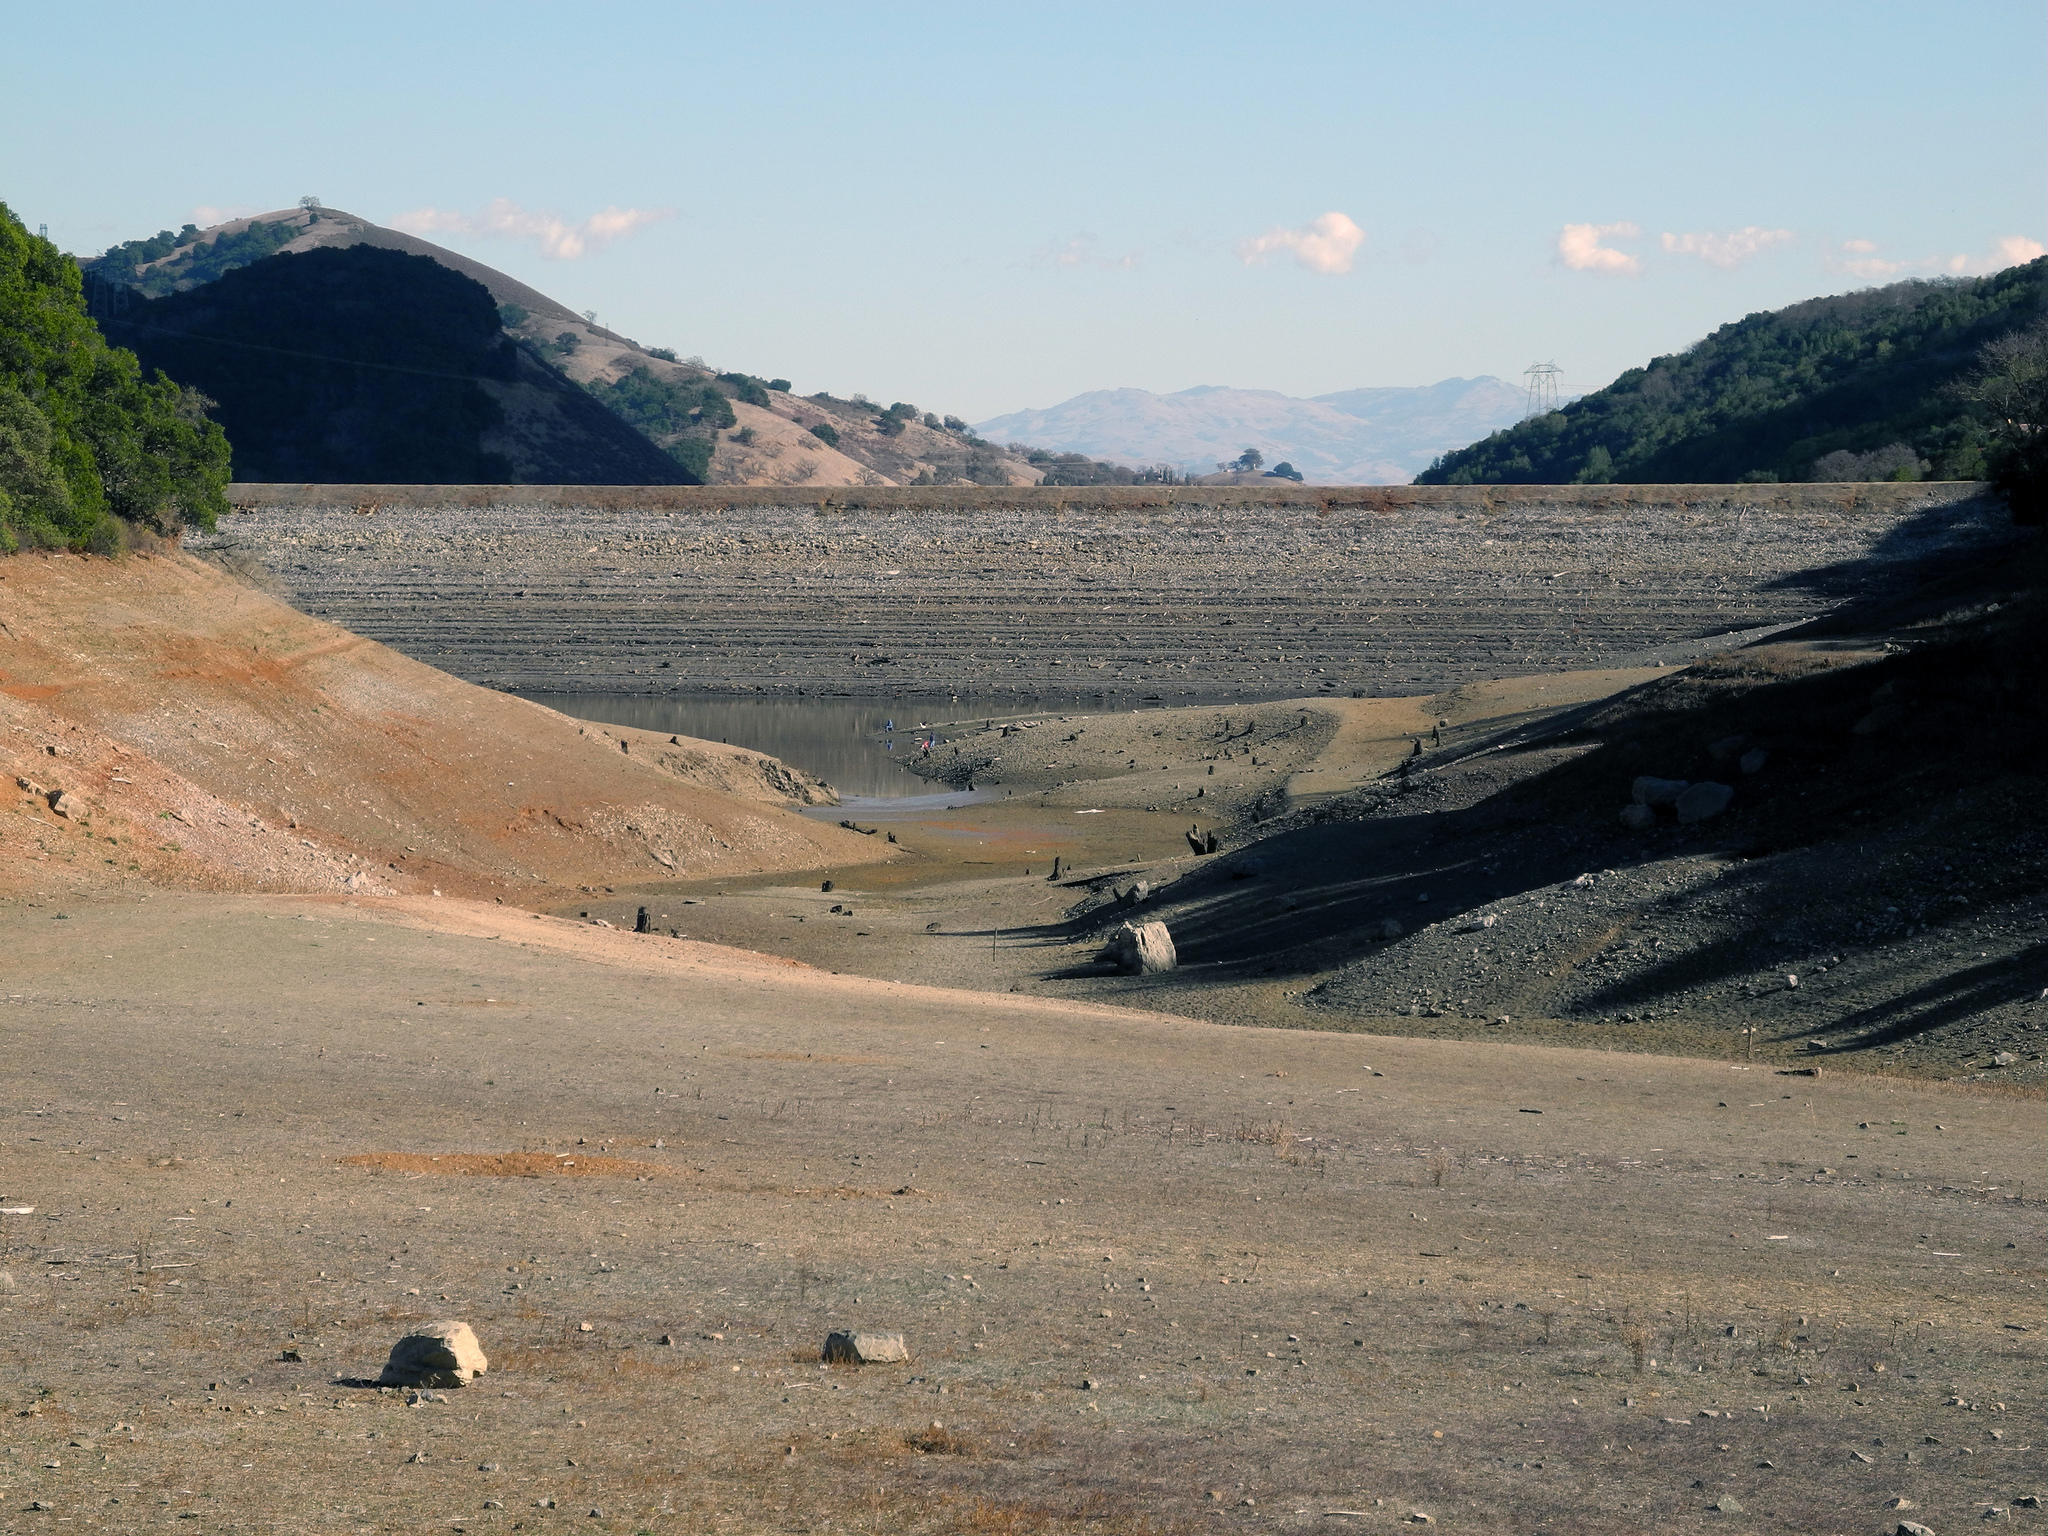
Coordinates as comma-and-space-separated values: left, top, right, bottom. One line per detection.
821, 1330, 909, 1364
1109, 920, 1177, 974
1632, 776, 1689, 806
1675, 782, 1734, 823
379, 1321, 488, 1387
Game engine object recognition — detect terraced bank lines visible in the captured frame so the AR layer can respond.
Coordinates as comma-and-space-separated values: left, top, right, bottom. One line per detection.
210, 482, 2002, 699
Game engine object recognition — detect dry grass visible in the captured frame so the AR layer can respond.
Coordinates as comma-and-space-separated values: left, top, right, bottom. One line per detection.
338, 1150, 673, 1178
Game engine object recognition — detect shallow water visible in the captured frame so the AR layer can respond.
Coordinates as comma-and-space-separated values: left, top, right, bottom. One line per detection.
534, 688, 1287, 798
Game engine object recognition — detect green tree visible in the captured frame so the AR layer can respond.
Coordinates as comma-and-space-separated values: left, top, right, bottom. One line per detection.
1574, 444, 1615, 483
0, 201, 229, 551
1958, 318, 2048, 523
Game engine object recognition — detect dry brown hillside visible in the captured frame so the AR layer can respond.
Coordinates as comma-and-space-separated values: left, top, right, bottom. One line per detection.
0, 552, 884, 903
149, 207, 1040, 490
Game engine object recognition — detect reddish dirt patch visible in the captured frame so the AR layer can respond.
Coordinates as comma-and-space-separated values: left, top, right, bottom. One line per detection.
340, 1150, 672, 1179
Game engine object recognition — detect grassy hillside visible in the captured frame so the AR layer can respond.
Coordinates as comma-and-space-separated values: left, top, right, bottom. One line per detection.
0, 202, 229, 551
1420, 259, 2048, 486
84, 206, 1045, 490
93, 245, 696, 486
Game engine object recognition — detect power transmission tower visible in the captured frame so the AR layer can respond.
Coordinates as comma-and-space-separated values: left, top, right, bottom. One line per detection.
37, 224, 48, 240
1523, 361, 1563, 417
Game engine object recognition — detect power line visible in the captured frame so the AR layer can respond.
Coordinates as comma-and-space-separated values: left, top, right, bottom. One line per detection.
1523, 361, 1563, 418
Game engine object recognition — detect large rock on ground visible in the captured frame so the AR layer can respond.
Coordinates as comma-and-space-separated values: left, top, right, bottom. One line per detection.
822, 1330, 909, 1365
1109, 920, 1177, 974
1631, 776, 1689, 806
1675, 781, 1733, 823
379, 1320, 488, 1387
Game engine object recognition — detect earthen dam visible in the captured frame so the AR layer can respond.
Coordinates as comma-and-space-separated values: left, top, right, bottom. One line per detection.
205, 482, 2004, 701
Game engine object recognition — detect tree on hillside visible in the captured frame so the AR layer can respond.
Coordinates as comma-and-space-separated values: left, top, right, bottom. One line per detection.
1235, 447, 1264, 472
1958, 318, 2048, 524
0, 202, 229, 552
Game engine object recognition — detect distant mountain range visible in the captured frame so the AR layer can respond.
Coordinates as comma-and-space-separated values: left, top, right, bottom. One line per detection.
973, 378, 1529, 484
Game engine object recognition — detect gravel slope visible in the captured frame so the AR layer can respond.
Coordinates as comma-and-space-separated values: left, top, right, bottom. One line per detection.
204, 482, 2002, 699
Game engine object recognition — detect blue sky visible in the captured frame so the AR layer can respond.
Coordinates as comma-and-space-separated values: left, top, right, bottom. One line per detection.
6, 1, 2043, 419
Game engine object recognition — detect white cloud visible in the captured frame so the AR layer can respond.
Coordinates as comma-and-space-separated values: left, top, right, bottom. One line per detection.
1030, 233, 1140, 271
1556, 221, 1641, 273
1659, 226, 1794, 268
190, 205, 263, 228
1833, 234, 2046, 282
389, 198, 675, 259
1949, 235, 2047, 275
1238, 211, 1365, 275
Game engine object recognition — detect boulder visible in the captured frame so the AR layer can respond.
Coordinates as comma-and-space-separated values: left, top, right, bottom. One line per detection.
1109, 920, 1177, 974
1632, 776, 1689, 806
1895, 1523, 1937, 1536
822, 1330, 909, 1365
1619, 803, 1656, 831
1707, 734, 1749, 764
1855, 702, 1911, 736
1675, 782, 1734, 824
1370, 917, 1402, 941
1739, 748, 1768, 775
379, 1321, 488, 1387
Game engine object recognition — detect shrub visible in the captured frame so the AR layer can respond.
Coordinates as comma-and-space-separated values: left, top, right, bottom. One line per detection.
1810, 442, 1925, 482
768, 378, 791, 392
497, 303, 528, 329
645, 345, 677, 362
808, 422, 840, 448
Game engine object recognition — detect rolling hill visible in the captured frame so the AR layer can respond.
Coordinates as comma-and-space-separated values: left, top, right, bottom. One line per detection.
89, 245, 692, 486
81, 206, 1043, 489
1418, 260, 2048, 485
972, 377, 1526, 484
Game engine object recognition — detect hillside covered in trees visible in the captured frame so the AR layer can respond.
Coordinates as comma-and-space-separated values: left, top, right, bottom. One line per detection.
0, 202, 229, 552
1420, 259, 2048, 487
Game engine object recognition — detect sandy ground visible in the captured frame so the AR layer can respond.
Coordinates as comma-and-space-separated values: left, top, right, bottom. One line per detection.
0, 521, 2040, 1533
0, 892, 2037, 1536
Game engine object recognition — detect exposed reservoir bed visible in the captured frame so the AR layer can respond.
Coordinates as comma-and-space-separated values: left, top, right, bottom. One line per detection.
535, 687, 1280, 797
208, 481, 2002, 699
